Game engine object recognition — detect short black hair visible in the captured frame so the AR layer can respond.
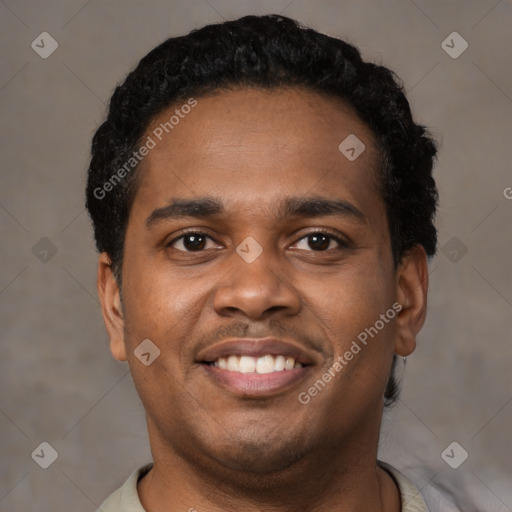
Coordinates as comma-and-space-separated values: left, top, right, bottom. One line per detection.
85, 14, 438, 406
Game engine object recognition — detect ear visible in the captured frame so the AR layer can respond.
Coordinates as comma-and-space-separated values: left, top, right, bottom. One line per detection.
97, 253, 127, 362
394, 245, 429, 357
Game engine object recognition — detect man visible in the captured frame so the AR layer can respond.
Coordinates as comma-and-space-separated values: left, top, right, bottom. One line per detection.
86, 14, 438, 511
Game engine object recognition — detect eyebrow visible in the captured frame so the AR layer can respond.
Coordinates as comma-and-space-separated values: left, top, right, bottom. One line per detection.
145, 195, 366, 228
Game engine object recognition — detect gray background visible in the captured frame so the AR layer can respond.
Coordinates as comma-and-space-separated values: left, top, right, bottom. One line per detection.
1, 1, 511, 510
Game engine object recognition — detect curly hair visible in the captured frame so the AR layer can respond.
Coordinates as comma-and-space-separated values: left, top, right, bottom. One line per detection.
85, 14, 438, 405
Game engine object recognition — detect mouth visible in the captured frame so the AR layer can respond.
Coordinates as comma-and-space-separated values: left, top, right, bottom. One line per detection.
208, 354, 304, 372
197, 338, 315, 397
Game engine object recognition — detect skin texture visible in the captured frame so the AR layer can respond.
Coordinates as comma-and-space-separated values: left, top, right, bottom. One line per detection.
97, 87, 428, 512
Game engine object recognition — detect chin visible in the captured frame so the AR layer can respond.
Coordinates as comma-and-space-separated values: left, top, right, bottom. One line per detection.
209, 434, 306, 475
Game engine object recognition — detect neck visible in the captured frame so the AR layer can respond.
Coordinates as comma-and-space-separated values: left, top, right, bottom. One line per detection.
138, 419, 401, 512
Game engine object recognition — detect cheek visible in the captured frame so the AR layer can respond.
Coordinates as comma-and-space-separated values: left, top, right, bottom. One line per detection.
314, 257, 396, 366
302, 265, 397, 420
123, 269, 199, 339
120, 256, 217, 379
120, 268, 201, 411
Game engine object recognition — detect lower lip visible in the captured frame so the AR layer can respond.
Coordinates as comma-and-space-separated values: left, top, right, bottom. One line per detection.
201, 364, 311, 397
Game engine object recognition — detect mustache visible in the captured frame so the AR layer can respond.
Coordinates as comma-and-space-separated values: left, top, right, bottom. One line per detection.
191, 319, 326, 355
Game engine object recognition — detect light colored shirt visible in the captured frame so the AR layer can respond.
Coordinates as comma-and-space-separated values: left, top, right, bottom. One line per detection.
96, 461, 430, 511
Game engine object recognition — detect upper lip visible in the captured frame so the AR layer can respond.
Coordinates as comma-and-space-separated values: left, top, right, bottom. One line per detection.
197, 338, 316, 365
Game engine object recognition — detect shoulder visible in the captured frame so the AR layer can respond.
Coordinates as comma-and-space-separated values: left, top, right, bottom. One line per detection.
95, 463, 153, 512
378, 461, 430, 512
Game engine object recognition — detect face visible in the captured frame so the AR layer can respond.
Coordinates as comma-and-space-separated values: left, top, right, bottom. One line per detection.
98, 87, 427, 475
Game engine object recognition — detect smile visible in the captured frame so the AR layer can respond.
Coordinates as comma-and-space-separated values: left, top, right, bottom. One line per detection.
210, 354, 304, 373
197, 337, 316, 396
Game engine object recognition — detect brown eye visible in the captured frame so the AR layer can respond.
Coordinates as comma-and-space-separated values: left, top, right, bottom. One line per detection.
183, 233, 206, 250
293, 231, 347, 252
169, 232, 216, 252
306, 233, 330, 251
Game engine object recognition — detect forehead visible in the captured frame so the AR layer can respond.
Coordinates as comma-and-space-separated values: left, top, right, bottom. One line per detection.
132, 87, 383, 223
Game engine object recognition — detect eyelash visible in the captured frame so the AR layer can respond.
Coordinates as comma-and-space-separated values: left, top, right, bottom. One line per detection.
167, 229, 349, 252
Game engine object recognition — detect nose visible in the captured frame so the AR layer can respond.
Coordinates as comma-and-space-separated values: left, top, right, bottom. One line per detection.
213, 240, 302, 321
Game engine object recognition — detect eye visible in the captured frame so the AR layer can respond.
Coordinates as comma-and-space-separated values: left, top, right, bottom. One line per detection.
292, 231, 348, 252
168, 231, 220, 252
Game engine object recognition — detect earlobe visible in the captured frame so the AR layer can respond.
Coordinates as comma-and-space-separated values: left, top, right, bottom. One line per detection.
394, 245, 429, 357
97, 253, 127, 362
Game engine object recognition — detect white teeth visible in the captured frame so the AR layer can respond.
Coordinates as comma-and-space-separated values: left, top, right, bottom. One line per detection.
274, 355, 285, 371
256, 355, 275, 374
239, 355, 256, 373
211, 354, 304, 373
227, 355, 240, 371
